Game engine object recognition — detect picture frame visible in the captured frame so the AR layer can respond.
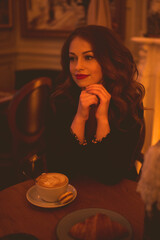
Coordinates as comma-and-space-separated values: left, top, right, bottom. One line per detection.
20, 0, 89, 38
0, 0, 12, 29
20, 0, 126, 40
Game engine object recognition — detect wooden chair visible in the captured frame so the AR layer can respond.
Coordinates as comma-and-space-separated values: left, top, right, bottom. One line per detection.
6, 77, 52, 183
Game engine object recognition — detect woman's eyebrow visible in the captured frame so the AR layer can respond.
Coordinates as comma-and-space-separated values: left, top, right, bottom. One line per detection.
69, 50, 93, 55
83, 50, 93, 54
69, 52, 76, 55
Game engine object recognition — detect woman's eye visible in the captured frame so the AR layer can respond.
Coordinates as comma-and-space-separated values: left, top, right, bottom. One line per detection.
85, 55, 94, 60
69, 56, 75, 62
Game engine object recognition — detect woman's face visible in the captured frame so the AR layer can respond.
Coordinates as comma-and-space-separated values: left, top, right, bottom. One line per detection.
69, 37, 103, 88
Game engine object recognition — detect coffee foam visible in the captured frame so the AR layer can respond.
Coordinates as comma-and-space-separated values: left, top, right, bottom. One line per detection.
36, 173, 68, 188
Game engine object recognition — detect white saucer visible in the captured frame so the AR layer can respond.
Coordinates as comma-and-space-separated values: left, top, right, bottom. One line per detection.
57, 208, 132, 240
26, 184, 77, 208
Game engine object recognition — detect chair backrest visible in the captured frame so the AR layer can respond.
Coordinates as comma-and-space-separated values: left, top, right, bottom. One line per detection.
7, 77, 52, 144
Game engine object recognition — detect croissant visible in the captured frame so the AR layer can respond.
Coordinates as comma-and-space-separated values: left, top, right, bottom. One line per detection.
69, 213, 129, 240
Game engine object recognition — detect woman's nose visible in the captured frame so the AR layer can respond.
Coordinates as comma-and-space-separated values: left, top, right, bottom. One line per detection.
75, 58, 84, 70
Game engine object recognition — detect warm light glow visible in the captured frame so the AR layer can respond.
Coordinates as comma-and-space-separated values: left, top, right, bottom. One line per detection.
151, 71, 160, 145
136, 41, 160, 153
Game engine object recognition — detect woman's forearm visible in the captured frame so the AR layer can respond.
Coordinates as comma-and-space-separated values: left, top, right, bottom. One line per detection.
71, 115, 86, 144
95, 118, 110, 141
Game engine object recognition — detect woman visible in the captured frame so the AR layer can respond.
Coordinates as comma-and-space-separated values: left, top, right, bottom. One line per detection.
46, 25, 145, 184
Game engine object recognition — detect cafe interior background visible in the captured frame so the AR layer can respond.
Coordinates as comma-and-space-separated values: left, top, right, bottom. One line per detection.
0, 0, 160, 189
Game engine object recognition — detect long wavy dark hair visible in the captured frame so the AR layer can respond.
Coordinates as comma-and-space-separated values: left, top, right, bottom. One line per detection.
52, 25, 145, 128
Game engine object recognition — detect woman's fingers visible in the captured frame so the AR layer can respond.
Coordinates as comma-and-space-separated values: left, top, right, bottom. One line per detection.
86, 84, 111, 103
80, 90, 99, 107
85, 84, 111, 120
86, 84, 111, 98
76, 90, 98, 120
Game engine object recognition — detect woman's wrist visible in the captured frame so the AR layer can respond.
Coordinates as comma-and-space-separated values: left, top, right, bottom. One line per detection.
70, 128, 87, 146
75, 113, 88, 123
71, 114, 86, 144
95, 118, 110, 141
96, 117, 110, 128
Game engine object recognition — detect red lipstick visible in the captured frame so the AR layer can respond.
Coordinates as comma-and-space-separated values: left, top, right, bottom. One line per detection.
75, 74, 89, 80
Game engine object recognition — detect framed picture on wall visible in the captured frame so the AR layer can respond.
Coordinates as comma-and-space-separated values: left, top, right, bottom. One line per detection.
20, 0, 126, 39
20, 0, 90, 38
0, 0, 12, 28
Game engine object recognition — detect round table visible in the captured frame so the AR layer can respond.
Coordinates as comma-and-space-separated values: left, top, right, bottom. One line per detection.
0, 177, 145, 240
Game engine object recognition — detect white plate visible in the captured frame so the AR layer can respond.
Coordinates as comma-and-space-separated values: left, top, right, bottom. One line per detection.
56, 208, 132, 240
26, 184, 77, 208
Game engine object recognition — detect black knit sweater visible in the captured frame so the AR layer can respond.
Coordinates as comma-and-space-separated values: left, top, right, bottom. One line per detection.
46, 93, 143, 185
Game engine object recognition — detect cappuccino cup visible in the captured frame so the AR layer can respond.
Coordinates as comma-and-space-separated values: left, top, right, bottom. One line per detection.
35, 172, 69, 202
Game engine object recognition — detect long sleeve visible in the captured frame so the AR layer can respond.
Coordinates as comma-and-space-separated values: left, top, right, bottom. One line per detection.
84, 122, 141, 184
46, 95, 143, 185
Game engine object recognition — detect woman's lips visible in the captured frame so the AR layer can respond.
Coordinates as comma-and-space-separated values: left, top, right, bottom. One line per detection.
75, 74, 89, 80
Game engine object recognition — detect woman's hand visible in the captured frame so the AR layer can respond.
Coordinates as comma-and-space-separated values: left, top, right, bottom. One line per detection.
76, 89, 99, 121
71, 85, 110, 143
86, 84, 111, 140
86, 84, 111, 121
71, 89, 98, 144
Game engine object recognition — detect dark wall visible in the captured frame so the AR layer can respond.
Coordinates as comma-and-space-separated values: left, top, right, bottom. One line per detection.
15, 69, 61, 90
